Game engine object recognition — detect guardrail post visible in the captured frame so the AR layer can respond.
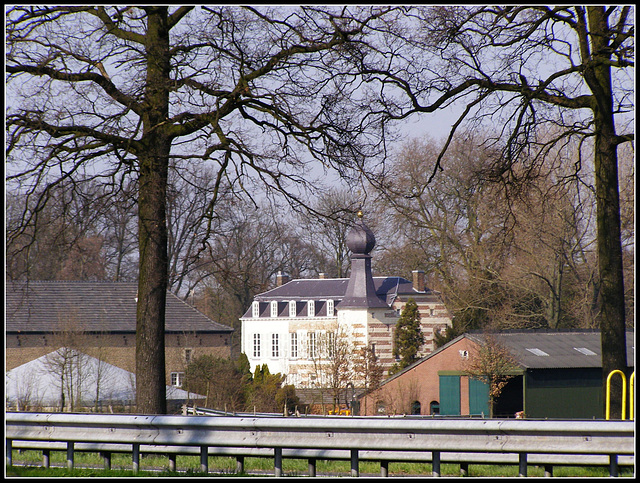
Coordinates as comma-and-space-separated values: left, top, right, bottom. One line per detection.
518, 452, 527, 477
169, 454, 176, 472
460, 462, 469, 477
6, 439, 12, 467
432, 451, 441, 477
200, 445, 208, 473
274, 447, 283, 477
42, 449, 50, 468
132, 443, 140, 474
544, 464, 553, 477
308, 457, 316, 477
236, 456, 245, 474
101, 451, 111, 470
66, 441, 74, 469
609, 454, 618, 477
350, 449, 359, 477
380, 460, 389, 477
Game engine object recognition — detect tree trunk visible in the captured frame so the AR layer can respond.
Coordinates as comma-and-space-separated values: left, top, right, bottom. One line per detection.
586, 7, 627, 419
135, 7, 172, 415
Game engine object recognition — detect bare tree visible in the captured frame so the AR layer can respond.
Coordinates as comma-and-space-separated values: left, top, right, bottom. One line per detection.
6, 180, 111, 281
352, 344, 384, 414
365, 6, 632, 416
320, 325, 354, 412
6, 6, 402, 413
463, 334, 520, 418
296, 188, 362, 278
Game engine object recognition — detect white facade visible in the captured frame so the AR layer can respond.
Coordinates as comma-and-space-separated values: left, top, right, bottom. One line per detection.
240, 289, 451, 388
242, 298, 362, 387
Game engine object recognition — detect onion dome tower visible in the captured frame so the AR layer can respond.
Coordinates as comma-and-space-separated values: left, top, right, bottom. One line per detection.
337, 211, 388, 309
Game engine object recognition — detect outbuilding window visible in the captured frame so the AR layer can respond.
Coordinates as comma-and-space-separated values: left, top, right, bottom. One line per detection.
171, 372, 185, 387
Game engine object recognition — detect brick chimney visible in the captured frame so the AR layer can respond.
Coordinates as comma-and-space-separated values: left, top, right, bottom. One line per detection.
412, 270, 425, 292
276, 271, 290, 287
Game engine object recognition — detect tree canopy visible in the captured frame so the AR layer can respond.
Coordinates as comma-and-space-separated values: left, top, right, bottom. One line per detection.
392, 298, 424, 371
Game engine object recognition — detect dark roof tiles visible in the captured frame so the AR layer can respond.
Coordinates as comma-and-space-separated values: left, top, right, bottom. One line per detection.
242, 276, 440, 319
6, 281, 233, 334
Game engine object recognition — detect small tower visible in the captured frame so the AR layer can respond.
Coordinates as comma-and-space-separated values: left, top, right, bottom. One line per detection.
337, 211, 388, 309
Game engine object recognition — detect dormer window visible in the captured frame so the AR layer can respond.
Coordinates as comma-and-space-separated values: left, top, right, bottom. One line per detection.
252, 301, 260, 318
270, 301, 278, 318
308, 300, 315, 317
289, 300, 296, 317
326, 299, 334, 317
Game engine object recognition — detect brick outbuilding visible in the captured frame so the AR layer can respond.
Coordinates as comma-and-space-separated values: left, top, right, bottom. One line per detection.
358, 330, 634, 419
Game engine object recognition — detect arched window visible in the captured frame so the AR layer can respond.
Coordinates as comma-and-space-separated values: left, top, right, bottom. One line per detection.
411, 400, 421, 415
429, 400, 440, 415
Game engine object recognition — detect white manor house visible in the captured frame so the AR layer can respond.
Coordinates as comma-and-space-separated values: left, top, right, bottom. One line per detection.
240, 214, 452, 388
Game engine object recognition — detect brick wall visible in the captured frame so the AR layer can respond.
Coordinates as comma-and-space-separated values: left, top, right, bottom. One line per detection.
359, 338, 479, 416
6, 332, 231, 385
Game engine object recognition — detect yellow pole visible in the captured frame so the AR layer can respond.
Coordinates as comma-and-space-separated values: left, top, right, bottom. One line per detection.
630, 372, 635, 420
605, 370, 627, 420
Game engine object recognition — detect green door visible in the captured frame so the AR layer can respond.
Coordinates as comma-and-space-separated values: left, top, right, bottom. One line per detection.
469, 378, 490, 417
439, 375, 460, 415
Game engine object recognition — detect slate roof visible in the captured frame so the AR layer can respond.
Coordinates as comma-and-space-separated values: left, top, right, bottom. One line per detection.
6, 281, 233, 334
469, 330, 635, 369
242, 276, 439, 318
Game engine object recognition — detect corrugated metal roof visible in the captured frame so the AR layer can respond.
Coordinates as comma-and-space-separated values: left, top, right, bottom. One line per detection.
6, 281, 233, 334
467, 330, 635, 369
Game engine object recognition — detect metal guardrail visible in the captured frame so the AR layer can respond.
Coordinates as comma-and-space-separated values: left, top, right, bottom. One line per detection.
6, 412, 635, 477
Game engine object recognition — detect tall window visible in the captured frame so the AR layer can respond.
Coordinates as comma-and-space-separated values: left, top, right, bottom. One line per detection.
327, 332, 336, 357
289, 300, 296, 317
253, 333, 261, 357
271, 300, 278, 317
290, 332, 298, 358
184, 348, 192, 364
308, 332, 317, 359
272, 333, 279, 357
252, 301, 260, 318
326, 299, 334, 317
308, 300, 315, 317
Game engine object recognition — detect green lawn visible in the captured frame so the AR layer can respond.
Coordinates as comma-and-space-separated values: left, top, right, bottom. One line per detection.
7, 450, 634, 478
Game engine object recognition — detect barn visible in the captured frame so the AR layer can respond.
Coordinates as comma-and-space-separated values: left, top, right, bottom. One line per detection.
358, 330, 635, 419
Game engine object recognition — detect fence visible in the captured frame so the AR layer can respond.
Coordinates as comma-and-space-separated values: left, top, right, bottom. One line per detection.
6, 412, 635, 477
